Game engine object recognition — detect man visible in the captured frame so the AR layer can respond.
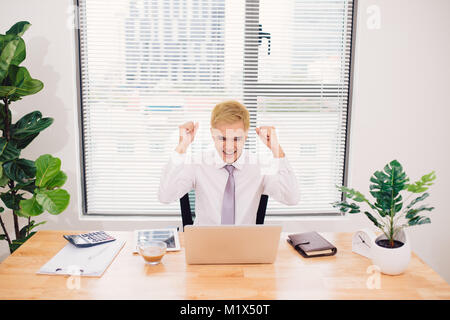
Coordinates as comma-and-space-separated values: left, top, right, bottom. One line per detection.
158, 100, 299, 225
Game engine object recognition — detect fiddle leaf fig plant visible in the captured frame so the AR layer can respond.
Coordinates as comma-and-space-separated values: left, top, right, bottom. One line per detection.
333, 160, 436, 248
0, 21, 70, 253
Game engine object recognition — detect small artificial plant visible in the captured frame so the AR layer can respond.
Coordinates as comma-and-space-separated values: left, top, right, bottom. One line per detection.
333, 160, 436, 248
0, 21, 70, 253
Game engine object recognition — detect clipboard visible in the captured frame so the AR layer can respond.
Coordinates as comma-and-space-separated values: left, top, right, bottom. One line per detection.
37, 238, 126, 277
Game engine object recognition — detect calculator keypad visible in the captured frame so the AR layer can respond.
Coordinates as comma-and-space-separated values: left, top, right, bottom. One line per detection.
64, 231, 116, 247
80, 231, 115, 244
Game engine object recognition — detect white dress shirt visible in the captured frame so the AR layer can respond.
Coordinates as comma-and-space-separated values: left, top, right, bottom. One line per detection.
158, 147, 300, 225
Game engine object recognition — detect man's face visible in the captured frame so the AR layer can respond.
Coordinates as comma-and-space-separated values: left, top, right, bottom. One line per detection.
210, 121, 248, 164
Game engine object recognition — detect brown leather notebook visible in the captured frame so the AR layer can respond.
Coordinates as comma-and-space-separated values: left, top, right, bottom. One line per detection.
287, 231, 337, 258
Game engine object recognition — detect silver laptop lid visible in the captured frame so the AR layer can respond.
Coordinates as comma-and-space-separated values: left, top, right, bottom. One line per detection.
184, 225, 282, 265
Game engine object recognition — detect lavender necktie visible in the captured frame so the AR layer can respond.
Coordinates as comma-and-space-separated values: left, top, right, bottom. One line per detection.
221, 164, 235, 225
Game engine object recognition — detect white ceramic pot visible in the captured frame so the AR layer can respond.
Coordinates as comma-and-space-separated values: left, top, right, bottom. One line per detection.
370, 229, 411, 275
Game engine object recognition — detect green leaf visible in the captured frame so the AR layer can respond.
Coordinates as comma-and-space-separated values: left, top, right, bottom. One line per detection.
408, 216, 431, 226
0, 33, 26, 74
6, 64, 29, 87
0, 234, 5, 240
11, 111, 53, 144
6, 21, 31, 37
36, 189, 70, 215
0, 138, 21, 162
13, 133, 39, 149
2, 158, 36, 183
0, 86, 17, 97
407, 171, 436, 193
0, 35, 27, 84
35, 154, 61, 188
372, 170, 388, 182
15, 111, 42, 129
394, 202, 403, 213
28, 220, 46, 232
336, 184, 386, 217
13, 78, 44, 97
1, 63, 43, 99
0, 38, 19, 83
18, 220, 46, 238
0, 34, 15, 52
405, 205, 434, 219
18, 219, 44, 239
0, 192, 24, 211
14, 179, 36, 193
332, 201, 360, 214
337, 185, 367, 202
19, 196, 44, 216
364, 211, 383, 228
406, 193, 429, 210
46, 171, 67, 189
9, 37, 25, 66
389, 159, 403, 174
0, 163, 8, 187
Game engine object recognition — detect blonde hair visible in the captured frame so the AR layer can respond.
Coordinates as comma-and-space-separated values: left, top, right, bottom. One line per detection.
210, 100, 250, 131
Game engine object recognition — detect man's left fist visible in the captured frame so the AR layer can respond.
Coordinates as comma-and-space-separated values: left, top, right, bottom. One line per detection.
255, 126, 285, 158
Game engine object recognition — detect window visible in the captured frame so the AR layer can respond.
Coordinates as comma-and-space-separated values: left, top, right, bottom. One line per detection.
77, 0, 355, 216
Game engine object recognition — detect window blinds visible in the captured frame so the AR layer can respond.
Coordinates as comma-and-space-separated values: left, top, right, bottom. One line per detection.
78, 0, 354, 216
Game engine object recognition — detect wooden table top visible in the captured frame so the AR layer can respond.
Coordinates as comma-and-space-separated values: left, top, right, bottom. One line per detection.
0, 230, 449, 300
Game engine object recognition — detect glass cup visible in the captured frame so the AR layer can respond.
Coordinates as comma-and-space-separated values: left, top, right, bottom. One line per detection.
138, 240, 167, 265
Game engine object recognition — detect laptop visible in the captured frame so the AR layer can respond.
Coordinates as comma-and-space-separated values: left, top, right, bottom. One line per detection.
184, 225, 282, 264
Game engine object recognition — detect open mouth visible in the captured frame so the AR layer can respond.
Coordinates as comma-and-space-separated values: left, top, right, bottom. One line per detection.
223, 150, 237, 157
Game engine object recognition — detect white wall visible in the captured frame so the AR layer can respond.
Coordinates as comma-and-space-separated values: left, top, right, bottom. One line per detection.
349, 0, 450, 283
0, 0, 449, 283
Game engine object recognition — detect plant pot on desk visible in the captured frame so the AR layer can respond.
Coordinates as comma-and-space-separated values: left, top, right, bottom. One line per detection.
371, 229, 411, 276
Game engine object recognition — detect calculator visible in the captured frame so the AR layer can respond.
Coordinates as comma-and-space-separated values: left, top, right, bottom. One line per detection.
63, 231, 116, 248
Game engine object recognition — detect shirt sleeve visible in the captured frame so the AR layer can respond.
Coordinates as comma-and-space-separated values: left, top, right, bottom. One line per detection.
158, 150, 196, 204
262, 156, 300, 205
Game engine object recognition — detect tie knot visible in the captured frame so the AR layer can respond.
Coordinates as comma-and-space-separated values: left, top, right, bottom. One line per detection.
224, 164, 235, 175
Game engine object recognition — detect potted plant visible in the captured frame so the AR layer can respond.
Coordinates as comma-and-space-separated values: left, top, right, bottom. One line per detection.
0, 21, 70, 253
333, 160, 436, 275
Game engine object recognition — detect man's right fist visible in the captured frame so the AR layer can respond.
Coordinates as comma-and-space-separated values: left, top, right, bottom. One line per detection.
176, 121, 199, 154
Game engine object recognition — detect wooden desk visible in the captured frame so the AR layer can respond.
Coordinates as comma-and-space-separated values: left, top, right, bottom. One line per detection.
0, 230, 449, 299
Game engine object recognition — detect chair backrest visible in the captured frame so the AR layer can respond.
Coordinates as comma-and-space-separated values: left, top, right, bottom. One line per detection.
180, 193, 194, 227
179, 193, 268, 229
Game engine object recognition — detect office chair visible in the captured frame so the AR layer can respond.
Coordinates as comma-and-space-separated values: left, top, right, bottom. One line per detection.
180, 192, 269, 230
